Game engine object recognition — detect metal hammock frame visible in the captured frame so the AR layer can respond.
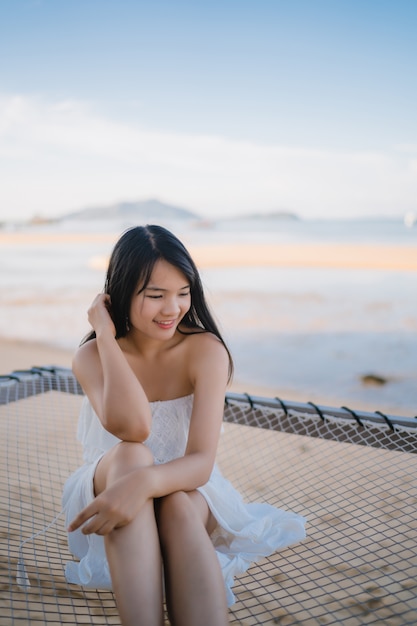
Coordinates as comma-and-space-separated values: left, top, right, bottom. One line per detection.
0, 366, 416, 625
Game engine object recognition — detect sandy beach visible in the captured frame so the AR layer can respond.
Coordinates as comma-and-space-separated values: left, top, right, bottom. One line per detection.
0, 337, 73, 375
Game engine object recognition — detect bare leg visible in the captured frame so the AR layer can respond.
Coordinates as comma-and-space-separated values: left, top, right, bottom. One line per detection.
156, 490, 229, 626
94, 442, 164, 626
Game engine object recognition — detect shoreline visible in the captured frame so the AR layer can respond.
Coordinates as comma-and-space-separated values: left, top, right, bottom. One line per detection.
1, 232, 417, 271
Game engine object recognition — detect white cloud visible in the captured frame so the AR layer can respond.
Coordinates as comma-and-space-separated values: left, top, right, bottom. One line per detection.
0, 94, 416, 221
394, 143, 417, 154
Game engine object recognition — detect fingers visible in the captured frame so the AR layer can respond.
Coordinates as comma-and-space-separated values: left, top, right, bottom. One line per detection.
87, 293, 116, 337
67, 511, 91, 533
68, 510, 109, 535
93, 521, 117, 536
67, 477, 143, 536
69, 511, 124, 536
68, 501, 128, 536
67, 502, 98, 532
88, 294, 110, 317
92, 292, 111, 305
81, 515, 113, 536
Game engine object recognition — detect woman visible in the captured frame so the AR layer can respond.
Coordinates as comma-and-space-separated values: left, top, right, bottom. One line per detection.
63, 225, 306, 626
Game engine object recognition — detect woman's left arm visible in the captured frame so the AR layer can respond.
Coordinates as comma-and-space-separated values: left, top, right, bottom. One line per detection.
151, 332, 230, 492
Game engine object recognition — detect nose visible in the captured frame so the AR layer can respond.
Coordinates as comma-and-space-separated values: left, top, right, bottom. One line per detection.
161, 296, 181, 317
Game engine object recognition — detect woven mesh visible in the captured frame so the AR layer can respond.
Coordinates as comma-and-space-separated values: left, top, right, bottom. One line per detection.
1, 368, 416, 625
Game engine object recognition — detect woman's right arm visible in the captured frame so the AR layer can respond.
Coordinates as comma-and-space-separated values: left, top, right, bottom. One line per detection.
72, 294, 151, 442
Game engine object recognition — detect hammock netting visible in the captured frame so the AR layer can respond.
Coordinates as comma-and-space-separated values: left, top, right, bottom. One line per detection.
0, 367, 416, 625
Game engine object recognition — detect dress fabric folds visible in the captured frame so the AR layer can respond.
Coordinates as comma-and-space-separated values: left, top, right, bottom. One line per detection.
62, 395, 306, 606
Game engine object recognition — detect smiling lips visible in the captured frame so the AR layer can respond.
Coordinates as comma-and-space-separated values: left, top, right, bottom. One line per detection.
154, 320, 176, 330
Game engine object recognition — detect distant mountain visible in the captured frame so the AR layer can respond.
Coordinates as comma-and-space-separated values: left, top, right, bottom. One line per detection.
61, 198, 200, 222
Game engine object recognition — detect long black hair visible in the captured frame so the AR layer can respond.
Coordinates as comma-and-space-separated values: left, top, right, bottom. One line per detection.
83, 224, 233, 380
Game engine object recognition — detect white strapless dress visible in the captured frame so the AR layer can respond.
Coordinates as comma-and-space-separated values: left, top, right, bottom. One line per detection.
62, 395, 306, 606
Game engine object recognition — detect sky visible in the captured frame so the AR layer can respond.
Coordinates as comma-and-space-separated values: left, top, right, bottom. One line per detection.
0, 0, 416, 221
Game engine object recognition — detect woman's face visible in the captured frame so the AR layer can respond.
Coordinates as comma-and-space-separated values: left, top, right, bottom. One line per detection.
129, 259, 191, 339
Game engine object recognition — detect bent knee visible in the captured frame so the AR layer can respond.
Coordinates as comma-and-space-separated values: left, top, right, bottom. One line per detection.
157, 491, 207, 538
116, 441, 154, 466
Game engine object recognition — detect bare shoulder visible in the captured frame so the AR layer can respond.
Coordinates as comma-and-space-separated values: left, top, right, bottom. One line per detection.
72, 339, 100, 386
185, 330, 227, 353
184, 331, 229, 378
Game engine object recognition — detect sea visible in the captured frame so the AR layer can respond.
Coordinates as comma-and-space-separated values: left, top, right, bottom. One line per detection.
1, 216, 416, 416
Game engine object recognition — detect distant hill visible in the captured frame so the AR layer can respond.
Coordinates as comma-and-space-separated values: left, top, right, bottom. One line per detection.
61, 198, 199, 222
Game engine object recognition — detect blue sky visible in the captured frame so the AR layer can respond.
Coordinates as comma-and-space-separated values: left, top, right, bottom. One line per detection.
1, 0, 416, 221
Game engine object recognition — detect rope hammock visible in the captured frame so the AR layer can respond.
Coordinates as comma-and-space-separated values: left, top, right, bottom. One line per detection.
1, 367, 416, 625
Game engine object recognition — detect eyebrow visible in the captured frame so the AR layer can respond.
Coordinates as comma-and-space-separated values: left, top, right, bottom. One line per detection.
144, 285, 190, 292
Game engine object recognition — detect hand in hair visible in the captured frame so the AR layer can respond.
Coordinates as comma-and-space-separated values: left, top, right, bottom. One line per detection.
88, 294, 117, 339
